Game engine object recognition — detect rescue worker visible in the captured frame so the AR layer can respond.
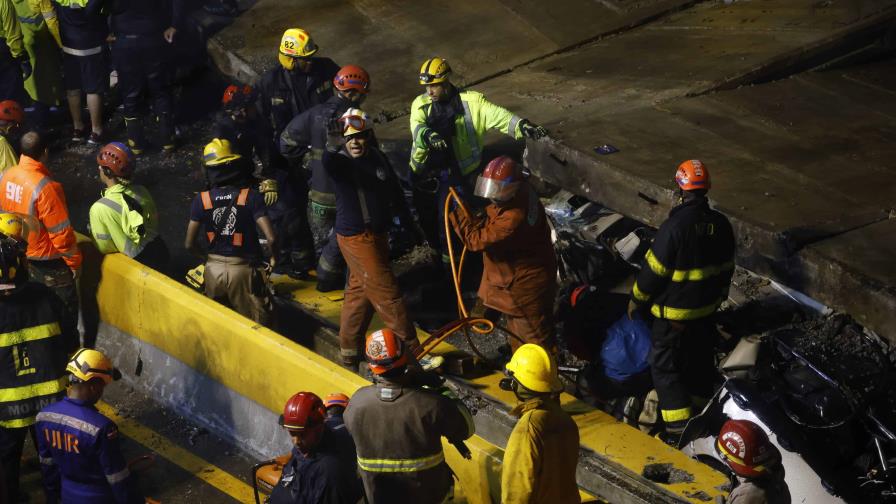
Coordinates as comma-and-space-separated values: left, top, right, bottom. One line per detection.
109, 0, 185, 153
499, 344, 580, 504
449, 155, 557, 351
35, 348, 140, 503
322, 392, 349, 432
717, 419, 791, 504
410, 57, 547, 260
0, 231, 71, 502
185, 138, 277, 325
0, 99, 23, 171
0, 131, 81, 352
88, 142, 169, 270
257, 28, 339, 276
344, 329, 475, 504
269, 391, 361, 504
323, 108, 422, 366
214, 84, 278, 197
627, 160, 735, 440
279, 64, 370, 292
0, 0, 29, 103
11, 0, 61, 132
53, 0, 108, 144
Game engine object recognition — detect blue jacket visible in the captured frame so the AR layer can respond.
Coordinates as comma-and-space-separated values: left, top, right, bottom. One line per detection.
268, 427, 361, 504
35, 397, 140, 504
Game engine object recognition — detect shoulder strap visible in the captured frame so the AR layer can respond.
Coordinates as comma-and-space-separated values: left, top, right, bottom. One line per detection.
200, 191, 212, 210
236, 188, 249, 206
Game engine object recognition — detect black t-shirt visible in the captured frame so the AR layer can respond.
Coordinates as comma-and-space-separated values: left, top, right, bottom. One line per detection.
189, 187, 267, 260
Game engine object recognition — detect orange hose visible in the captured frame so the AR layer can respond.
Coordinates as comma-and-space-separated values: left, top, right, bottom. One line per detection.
444, 188, 493, 336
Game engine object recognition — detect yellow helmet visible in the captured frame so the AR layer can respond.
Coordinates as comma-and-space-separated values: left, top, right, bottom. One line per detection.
339, 108, 372, 136
0, 213, 23, 241
505, 344, 562, 393
278, 28, 318, 70
419, 57, 451, 85
66, 348, 117, 385
202, 138, 241, 166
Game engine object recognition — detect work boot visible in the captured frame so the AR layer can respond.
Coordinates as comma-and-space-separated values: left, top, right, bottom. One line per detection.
157, 113, 176, 152
124, 117, 145, 155
315, 270, 344, 292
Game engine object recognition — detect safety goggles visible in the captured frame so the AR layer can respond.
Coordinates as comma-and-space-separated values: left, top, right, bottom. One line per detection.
474, 175, 520, 201
340, 115, 368, 133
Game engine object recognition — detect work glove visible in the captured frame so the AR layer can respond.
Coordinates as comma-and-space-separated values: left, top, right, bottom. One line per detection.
259, 178, 278, 206
325, 116, 343, 137
519, 119, 548, 140
423, 129, 448, 150
18, 57, 32, 81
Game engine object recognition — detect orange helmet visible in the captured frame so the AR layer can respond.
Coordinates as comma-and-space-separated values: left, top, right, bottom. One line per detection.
365, 329, 408, 375
221, 84, 255, 111
717, 419, 780, 478
0, 100, 24, 125
97, 142, 135, 179
333, 65, 370, 94
323, 392, 349, 410
675, 159, 710, 192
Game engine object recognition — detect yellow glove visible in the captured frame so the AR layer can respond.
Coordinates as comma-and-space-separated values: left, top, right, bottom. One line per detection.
259, 179, 278, 206
186, 264, 205, 290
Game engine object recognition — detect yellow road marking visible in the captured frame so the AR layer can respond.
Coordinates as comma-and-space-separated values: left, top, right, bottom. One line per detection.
97, 401, 255, 503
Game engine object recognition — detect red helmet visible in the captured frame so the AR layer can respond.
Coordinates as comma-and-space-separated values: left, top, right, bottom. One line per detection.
474, 156, 522, 201
675, 159, 711, 192
333, 65, 370, 94
97, 142, 135, 178
717, 419, 781, 478
365, 328, 408, 375
0, 100, 24, 125
221, 84, 255, 111
323, 392, 349, 410
280, 392, 326, 445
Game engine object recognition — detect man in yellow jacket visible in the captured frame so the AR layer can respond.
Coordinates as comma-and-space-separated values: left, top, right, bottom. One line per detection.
409, 57, 547, 260
499, 344, 580, 504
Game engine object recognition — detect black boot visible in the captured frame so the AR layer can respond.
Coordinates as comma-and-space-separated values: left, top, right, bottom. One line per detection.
124, 116, 145, 155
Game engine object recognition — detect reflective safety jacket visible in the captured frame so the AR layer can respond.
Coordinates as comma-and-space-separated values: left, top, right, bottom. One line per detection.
0, 155, 82, 270
88, 183, 159, 258
501, 396, 581, 504
343, 378, 475, 504
0, 135, 16, 172
631, 196, 735, 321
409, 89, 523, 176
0, 282, 68, 429
36, 397, 140, 503
0, 0, 25, 60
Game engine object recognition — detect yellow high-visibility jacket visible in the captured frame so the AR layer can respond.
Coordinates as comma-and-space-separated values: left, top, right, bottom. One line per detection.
409, 89, 524, 176
501, 396, 581, 504
0, 0, 25, 59
0, 135, 16, 172
88, 183, 159, 258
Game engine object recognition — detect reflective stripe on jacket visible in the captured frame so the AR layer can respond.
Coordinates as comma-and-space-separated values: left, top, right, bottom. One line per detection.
0, 155, 82, 269
630, 196, 735, 321
0, 282, 68, 428
88, 183, 159, 258
409, 89, 523, 176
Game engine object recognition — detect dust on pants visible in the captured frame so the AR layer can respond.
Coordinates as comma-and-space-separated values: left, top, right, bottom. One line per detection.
336, 232, 419, 360
204, 255, 272, 325
28, 260, 79, 353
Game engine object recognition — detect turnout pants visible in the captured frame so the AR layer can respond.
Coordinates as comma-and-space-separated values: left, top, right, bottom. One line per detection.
504, 300, 556, 352
0, 425, 34, 502
649, 317, 718, 429
336, 231, 420, 362
205, 255, 272, 326
111, 35, 174, 148
28, 259, 79, 353
310, 200, 345, 288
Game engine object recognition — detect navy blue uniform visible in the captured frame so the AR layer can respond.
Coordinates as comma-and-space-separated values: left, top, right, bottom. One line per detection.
36, 397, 139, 504
268, 427, 361, 504
54, 0, 109, 94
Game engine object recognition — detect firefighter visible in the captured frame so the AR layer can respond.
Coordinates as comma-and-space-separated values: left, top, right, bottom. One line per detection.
449, 155, 557, 351
35, 348, 141, 503
279, 64, 370, 292
718, 419, 791, 504
88, 142, 169, 270
11, 0, 62, 132
499, 344, 580, 504
323, 108, 423, 367
322, 392, 349, 432
0, 99, 23, 171
627, 160, 735, 441
53, 0, 108, 144
109, 0, 185, 153
185, 138, 276, 325
257, 28, 339, 276
268, 391, 361, 504
0, 232, 71, 503
344, 329, 475, 504
0, 131, 81, 352
0, 0, 29, 102
410, 57, 547, 261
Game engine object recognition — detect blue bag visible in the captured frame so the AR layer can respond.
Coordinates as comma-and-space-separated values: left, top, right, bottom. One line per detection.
600, 315, 651, 381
